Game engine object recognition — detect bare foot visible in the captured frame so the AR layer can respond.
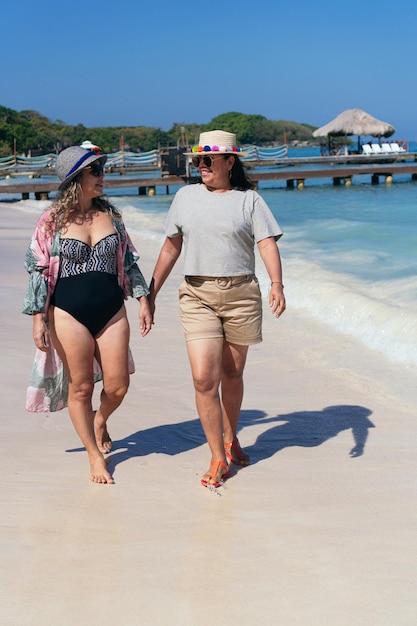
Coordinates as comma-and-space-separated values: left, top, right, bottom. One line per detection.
89, 455, 114, 484
94, 411, 112, 454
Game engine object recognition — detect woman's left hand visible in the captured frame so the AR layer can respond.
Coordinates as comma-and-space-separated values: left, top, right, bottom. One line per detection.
32, 312, 50, 351
138, 295, 153, 336
269, 284, 286, 318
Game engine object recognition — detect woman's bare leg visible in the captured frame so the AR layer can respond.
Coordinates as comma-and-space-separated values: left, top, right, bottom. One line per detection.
49, 307, 114, 484
93, 409, 112, 454
221, 341, 248, 440
221, 342, 250, 465
94, 306, 130, 454
186, 338, 229, 483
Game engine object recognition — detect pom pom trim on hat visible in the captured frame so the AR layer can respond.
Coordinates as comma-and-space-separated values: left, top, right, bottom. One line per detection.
191, 145, 242, 153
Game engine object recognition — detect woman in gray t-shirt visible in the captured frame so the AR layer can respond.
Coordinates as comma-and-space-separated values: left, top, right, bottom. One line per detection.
149, 130, 285, 489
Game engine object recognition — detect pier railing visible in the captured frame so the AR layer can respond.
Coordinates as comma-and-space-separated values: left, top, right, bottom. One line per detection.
0, 145, 290, 177
0, 150, 162, 175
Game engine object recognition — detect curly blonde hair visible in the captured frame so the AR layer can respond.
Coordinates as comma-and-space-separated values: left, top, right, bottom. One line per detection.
44, 176, 122, 235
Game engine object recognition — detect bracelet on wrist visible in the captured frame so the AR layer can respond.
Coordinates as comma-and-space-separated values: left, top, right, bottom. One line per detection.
271, 281, 284, 288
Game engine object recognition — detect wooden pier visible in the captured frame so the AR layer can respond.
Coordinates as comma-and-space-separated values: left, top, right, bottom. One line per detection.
254, 163, 417, 189
1, 163, 417, 200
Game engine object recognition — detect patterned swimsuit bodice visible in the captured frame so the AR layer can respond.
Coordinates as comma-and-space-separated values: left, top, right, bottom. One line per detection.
58, 233, 118, 277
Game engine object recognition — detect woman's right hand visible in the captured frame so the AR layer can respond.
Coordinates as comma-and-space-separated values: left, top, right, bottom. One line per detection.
32, 313, 50, 351
138, 295, 154, 337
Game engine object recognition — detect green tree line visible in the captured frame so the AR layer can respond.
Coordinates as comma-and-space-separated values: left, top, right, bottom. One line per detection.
0, 105, 318, 156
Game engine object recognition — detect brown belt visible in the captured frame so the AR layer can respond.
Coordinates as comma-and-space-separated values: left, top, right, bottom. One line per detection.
185, 275, 255, 288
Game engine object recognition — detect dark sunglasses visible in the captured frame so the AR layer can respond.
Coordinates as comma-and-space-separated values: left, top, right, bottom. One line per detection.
191, 155, 218, 168
87, 162, 105, 177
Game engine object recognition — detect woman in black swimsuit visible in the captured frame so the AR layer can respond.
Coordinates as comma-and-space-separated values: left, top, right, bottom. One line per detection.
28, 146, 153, 484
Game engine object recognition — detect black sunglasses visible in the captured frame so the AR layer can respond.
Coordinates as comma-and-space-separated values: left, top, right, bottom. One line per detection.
87, 162, 105, 177
191, 155, 221, 168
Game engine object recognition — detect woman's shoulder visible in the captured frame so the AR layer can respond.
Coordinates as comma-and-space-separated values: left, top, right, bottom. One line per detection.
112, 217, 127, 236
232, 186, 258, 197
243, 188, 267, 203
241, 187, 259, 197
176, 183, 203, 197
236, 187, 259, 203
37, 206, 56, 223
170, 184, 203, 208
33, 207, 57, 235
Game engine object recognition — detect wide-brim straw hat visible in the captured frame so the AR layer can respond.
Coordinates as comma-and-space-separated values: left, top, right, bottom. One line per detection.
184, 130, 249, 157
55, 146, 107, 190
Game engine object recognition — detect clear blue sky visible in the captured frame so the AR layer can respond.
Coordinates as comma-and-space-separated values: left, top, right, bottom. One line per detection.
2, 0, 416, 139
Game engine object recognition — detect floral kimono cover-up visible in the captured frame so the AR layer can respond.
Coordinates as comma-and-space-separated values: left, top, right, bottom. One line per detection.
22, 208, 149, 413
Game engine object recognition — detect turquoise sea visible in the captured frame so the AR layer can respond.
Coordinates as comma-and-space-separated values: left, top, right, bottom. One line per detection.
3, 143, 417, 368
116, 144, 417, 369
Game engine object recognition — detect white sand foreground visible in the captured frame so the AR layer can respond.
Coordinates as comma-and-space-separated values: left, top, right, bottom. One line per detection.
1, 201, 416, 626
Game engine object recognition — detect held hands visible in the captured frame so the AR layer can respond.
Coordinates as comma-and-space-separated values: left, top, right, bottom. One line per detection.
33, 313, 50, 351
138, 295, 154, 336
269, 283, 286, 318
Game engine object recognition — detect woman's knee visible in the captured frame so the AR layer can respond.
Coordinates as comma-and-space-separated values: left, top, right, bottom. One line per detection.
222, 365, 245, 383
103, 377, 130, 402
69, 380, 95, 402
192, 372, 219, 395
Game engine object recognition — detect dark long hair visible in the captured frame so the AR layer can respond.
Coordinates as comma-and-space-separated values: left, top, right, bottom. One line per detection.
228, 155, 255, 190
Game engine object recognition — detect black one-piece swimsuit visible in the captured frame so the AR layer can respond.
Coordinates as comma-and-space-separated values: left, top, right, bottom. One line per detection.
51, 233, 124, 337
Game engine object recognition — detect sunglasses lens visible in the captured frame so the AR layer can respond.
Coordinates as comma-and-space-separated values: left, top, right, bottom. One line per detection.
191, 156, 213, 167
90, 162, 104, 176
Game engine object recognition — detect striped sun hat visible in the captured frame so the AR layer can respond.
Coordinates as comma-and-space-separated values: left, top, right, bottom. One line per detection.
55, 146, 107, 190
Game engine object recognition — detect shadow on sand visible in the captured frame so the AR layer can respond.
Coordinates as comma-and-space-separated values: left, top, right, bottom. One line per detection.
67, 404, 375, 471
239, 404, 375, 464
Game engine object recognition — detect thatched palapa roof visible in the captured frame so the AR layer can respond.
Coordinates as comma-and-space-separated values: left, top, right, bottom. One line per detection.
312, 108, 395, 138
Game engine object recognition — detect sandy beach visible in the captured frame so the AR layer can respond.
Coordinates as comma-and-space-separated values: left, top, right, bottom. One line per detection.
1, 200, 416, 626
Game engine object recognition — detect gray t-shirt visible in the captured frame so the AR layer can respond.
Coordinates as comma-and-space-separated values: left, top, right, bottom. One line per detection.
164, 184, 283, 276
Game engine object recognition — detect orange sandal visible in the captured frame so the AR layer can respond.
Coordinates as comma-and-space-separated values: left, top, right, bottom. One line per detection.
224, 439, 250, 467
201, 460, 230, 488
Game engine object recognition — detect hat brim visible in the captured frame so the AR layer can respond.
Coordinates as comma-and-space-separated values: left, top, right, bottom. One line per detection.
184, 151, 249, 158
58, 153, 108, 190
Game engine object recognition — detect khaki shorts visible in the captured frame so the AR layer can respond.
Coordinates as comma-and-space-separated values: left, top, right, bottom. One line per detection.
179, 275, 263, 345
